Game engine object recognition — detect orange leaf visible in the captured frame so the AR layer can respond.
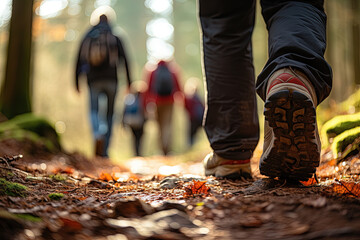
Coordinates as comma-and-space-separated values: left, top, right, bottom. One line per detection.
183, 180, 210, 198
329, 180, 360, 198
99, 172, 113, 181
52, 166, 75, 174
59, 217, 82, 232
300, 177, 317, 186
63, 167, 75, 174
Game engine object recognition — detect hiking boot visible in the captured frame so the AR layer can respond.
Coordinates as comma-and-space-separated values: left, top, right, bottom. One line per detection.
203, 152, 252, 180
260, 68, 320, 181
95, 137, 105, 157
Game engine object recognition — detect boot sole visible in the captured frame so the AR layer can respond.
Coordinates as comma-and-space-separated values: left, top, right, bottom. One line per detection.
260, 89, 319, 181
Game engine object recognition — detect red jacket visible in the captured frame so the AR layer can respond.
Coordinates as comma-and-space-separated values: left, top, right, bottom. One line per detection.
144, 61, 182, 106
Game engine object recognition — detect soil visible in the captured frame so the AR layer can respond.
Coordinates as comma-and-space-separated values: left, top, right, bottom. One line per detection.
0, 138, 360, 240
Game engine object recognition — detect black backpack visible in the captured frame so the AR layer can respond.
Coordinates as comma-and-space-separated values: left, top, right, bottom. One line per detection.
85, 30, 118, 67
153, 65, 174, 96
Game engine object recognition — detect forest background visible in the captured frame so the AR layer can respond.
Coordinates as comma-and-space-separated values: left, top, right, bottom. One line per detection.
0, 0, 359, 163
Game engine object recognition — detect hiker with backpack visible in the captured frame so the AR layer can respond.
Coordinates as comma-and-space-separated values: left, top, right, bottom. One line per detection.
184, 78, 205, 147
122, 81, 147, 156
75, 13, 132, 158
144, 60, 182, 155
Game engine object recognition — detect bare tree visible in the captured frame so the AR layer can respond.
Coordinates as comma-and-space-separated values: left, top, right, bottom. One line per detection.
0, 0, 34, 119
351, 0, 360, 85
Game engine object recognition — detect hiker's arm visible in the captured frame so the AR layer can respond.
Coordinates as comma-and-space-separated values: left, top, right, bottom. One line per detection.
117, 38, 132, 88
75, 43, 82, 92
75, 38, 89, 93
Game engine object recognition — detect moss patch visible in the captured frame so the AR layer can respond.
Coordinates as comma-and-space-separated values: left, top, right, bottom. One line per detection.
332, 126, 360, 158
48, 193, 64, 201
321, 113, 360, 148
15, 213, 42, 222
0, 178, 27, 197
49, 174, 66, 182
0, 113, 61, 152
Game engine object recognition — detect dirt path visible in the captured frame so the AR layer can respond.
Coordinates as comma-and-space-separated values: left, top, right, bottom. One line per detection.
0, 139, 360, 240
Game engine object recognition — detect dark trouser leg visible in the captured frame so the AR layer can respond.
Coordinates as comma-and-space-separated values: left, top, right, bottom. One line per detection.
199, 0, 259, 160
257, 0, 332, 104
88, 84, 100, 139
104, 80, 117, 157
131, 127, 144, 156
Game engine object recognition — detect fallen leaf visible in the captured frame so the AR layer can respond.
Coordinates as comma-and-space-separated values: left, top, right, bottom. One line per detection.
52, 166, 75, 174
239, 215, 263, 228
183, 180, 210, 198
99, 172, 113, 182
329, 180, 360, 198
59, 217, 82, 232
300, 177, 317, 186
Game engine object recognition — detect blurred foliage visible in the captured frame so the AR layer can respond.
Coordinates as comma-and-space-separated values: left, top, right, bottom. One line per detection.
0, 113, 60, 152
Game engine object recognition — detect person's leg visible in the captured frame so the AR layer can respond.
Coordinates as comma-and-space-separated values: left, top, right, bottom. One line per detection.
199, 0, 259, 160
199, 0, 258, 178
131, 127, 144, 156
103, 79, 118, 157
156, 103, 173, 155
257, 0, 332, 181
88, 83, 101, 138
89, 82, 107, 156
189, 119, 197, 146
257, 0, 332, 103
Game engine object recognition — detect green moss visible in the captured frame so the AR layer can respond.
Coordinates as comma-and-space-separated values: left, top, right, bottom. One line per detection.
49, 173, 66, 182
0, 113, 61, 151
48, 193, 64, 201
320, 113, 360, 148
14, 213, 42, 222
0, 178, 27, 197
332, 126, 360, 158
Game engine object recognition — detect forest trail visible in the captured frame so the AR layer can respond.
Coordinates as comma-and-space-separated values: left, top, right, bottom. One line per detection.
1, 138, 360, 240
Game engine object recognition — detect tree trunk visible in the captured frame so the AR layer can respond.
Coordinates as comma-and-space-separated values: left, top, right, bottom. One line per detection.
0, 0, 34, 119
351, 0, 360, 85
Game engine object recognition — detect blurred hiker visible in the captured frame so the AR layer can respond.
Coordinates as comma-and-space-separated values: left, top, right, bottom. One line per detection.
200, 0, 332, 180
144, 60, 182, 155
122, 81, 147, 156
75, 9, 132, 157
184, 78, 205, 147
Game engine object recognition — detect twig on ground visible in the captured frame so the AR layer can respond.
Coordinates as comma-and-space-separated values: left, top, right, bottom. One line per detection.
0, 165, 31, 177
0, 155, 25, 174
0, 155, 23, 164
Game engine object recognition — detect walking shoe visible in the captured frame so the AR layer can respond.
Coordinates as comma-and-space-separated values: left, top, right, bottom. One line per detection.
260, 68, 320, 181
203, 152, 252, 180
95, 137, 106, 157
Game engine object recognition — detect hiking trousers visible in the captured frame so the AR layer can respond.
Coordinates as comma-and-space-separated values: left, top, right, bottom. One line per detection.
88, 79, 117, 157
156, 103, 174, 155
199, 0, 332, 160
